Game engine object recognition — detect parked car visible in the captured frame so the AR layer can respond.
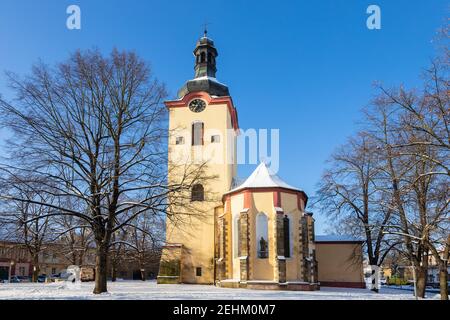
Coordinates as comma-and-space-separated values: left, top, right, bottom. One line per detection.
37, 274, 47, 283
428, 283, 440, 289
17, 276, 30, 282
51, 271, 73, 282
10, 276, 21, 283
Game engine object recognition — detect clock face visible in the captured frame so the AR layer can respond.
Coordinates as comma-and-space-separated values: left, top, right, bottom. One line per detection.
189, 99, 206, 113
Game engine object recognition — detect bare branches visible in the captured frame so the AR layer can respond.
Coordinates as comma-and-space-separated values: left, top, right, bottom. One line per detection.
315, 132, 392, 268
0, 49, 209, 293
315, 27, 449, 298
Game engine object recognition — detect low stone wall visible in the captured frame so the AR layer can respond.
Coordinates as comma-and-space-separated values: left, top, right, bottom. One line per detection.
157, 275, 181, 284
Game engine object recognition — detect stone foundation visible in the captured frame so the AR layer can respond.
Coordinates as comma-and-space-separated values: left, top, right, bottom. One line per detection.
157, 275, 181, 284
157, 244, 182, 284
319, 281, 366, 289
217, 280, 319, 291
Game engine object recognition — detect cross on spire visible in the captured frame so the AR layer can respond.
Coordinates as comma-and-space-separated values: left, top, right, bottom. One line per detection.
202, 22, 211, 38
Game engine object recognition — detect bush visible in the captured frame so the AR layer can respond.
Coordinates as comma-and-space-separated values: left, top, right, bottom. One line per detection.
387, 276, 409, 286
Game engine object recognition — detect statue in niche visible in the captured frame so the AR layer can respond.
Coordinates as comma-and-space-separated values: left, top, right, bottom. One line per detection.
259, 237, 268, 258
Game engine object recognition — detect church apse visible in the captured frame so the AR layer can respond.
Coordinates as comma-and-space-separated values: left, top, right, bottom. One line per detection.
216, 163, 319, 291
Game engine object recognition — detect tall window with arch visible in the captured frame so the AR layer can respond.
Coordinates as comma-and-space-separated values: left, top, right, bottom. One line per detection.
191, 184, 204, 201
283, 214, 294, 258
233, 215, 241, 258
256, 213, 269, 259
192, 122, 204, 146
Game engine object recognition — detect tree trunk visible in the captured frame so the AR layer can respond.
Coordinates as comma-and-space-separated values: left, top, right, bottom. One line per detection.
140, 268, 146, 281
369, 264, 379, 292
111, 262, 117, 282
416, 267, 427, 298
93, 245, 108, 294
439, 264, 448, 300
32, 254, 39, 282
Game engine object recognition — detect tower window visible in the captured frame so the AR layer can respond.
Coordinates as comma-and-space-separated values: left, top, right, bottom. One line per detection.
211, 135, 220, 143
192, 122, 204, 146
175, 136, 184, 145
207, 52, 212, 63
191, 184, 204, 202
196, 267, 202, 277
200, 52, 206, 63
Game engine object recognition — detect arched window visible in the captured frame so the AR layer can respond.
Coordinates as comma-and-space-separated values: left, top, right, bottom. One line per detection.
256, 213, 268, 259
233, 215, 241, 258
207, 52, 212, 63
200, 52, 206, 63
283, 215, 294, 258
192, 122, 204, 146
191, 184, 204, 202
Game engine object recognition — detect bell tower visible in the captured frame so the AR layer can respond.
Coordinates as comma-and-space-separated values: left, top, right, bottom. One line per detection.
158, 32, 239, 285
194, 30, 218, 78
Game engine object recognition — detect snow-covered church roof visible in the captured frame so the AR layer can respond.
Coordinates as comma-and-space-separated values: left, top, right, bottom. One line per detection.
226, 162, 303, 194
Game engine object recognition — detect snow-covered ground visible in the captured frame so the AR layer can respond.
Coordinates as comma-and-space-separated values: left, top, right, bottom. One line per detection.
0, 280, 441, 300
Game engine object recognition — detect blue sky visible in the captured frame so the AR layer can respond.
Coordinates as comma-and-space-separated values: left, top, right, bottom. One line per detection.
0, 0, 447, 233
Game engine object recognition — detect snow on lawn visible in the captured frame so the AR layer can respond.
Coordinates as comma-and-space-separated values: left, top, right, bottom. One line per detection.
0, 280, 441, 300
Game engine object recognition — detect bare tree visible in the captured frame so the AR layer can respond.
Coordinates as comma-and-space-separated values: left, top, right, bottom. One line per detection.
109, 228, 127, 282
0, 49, 209, 293
368, 90, 449, 299
0, 177, 56, 282
55, 214, 94, 267
122, 211, 164, 281
368, 29, 449, 299
374, 25, 449, 180
315, 133, 395, 291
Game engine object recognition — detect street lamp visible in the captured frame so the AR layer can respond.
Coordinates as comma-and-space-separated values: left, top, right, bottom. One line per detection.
8, 261, 15, 283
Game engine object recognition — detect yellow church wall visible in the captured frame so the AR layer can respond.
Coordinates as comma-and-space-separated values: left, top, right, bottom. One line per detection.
165, 99, 237, 284
165, 210, 216, 283
230, 193, 244, 280
227, 190, 309, 282
280, 192, 302, 281
225, 110, 237, 185
249, 192, 276, 281
168, 103, 236, 195
280, 192, 298, 213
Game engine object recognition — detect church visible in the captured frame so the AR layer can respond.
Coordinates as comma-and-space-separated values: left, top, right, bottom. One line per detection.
157, 32, 366, 290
